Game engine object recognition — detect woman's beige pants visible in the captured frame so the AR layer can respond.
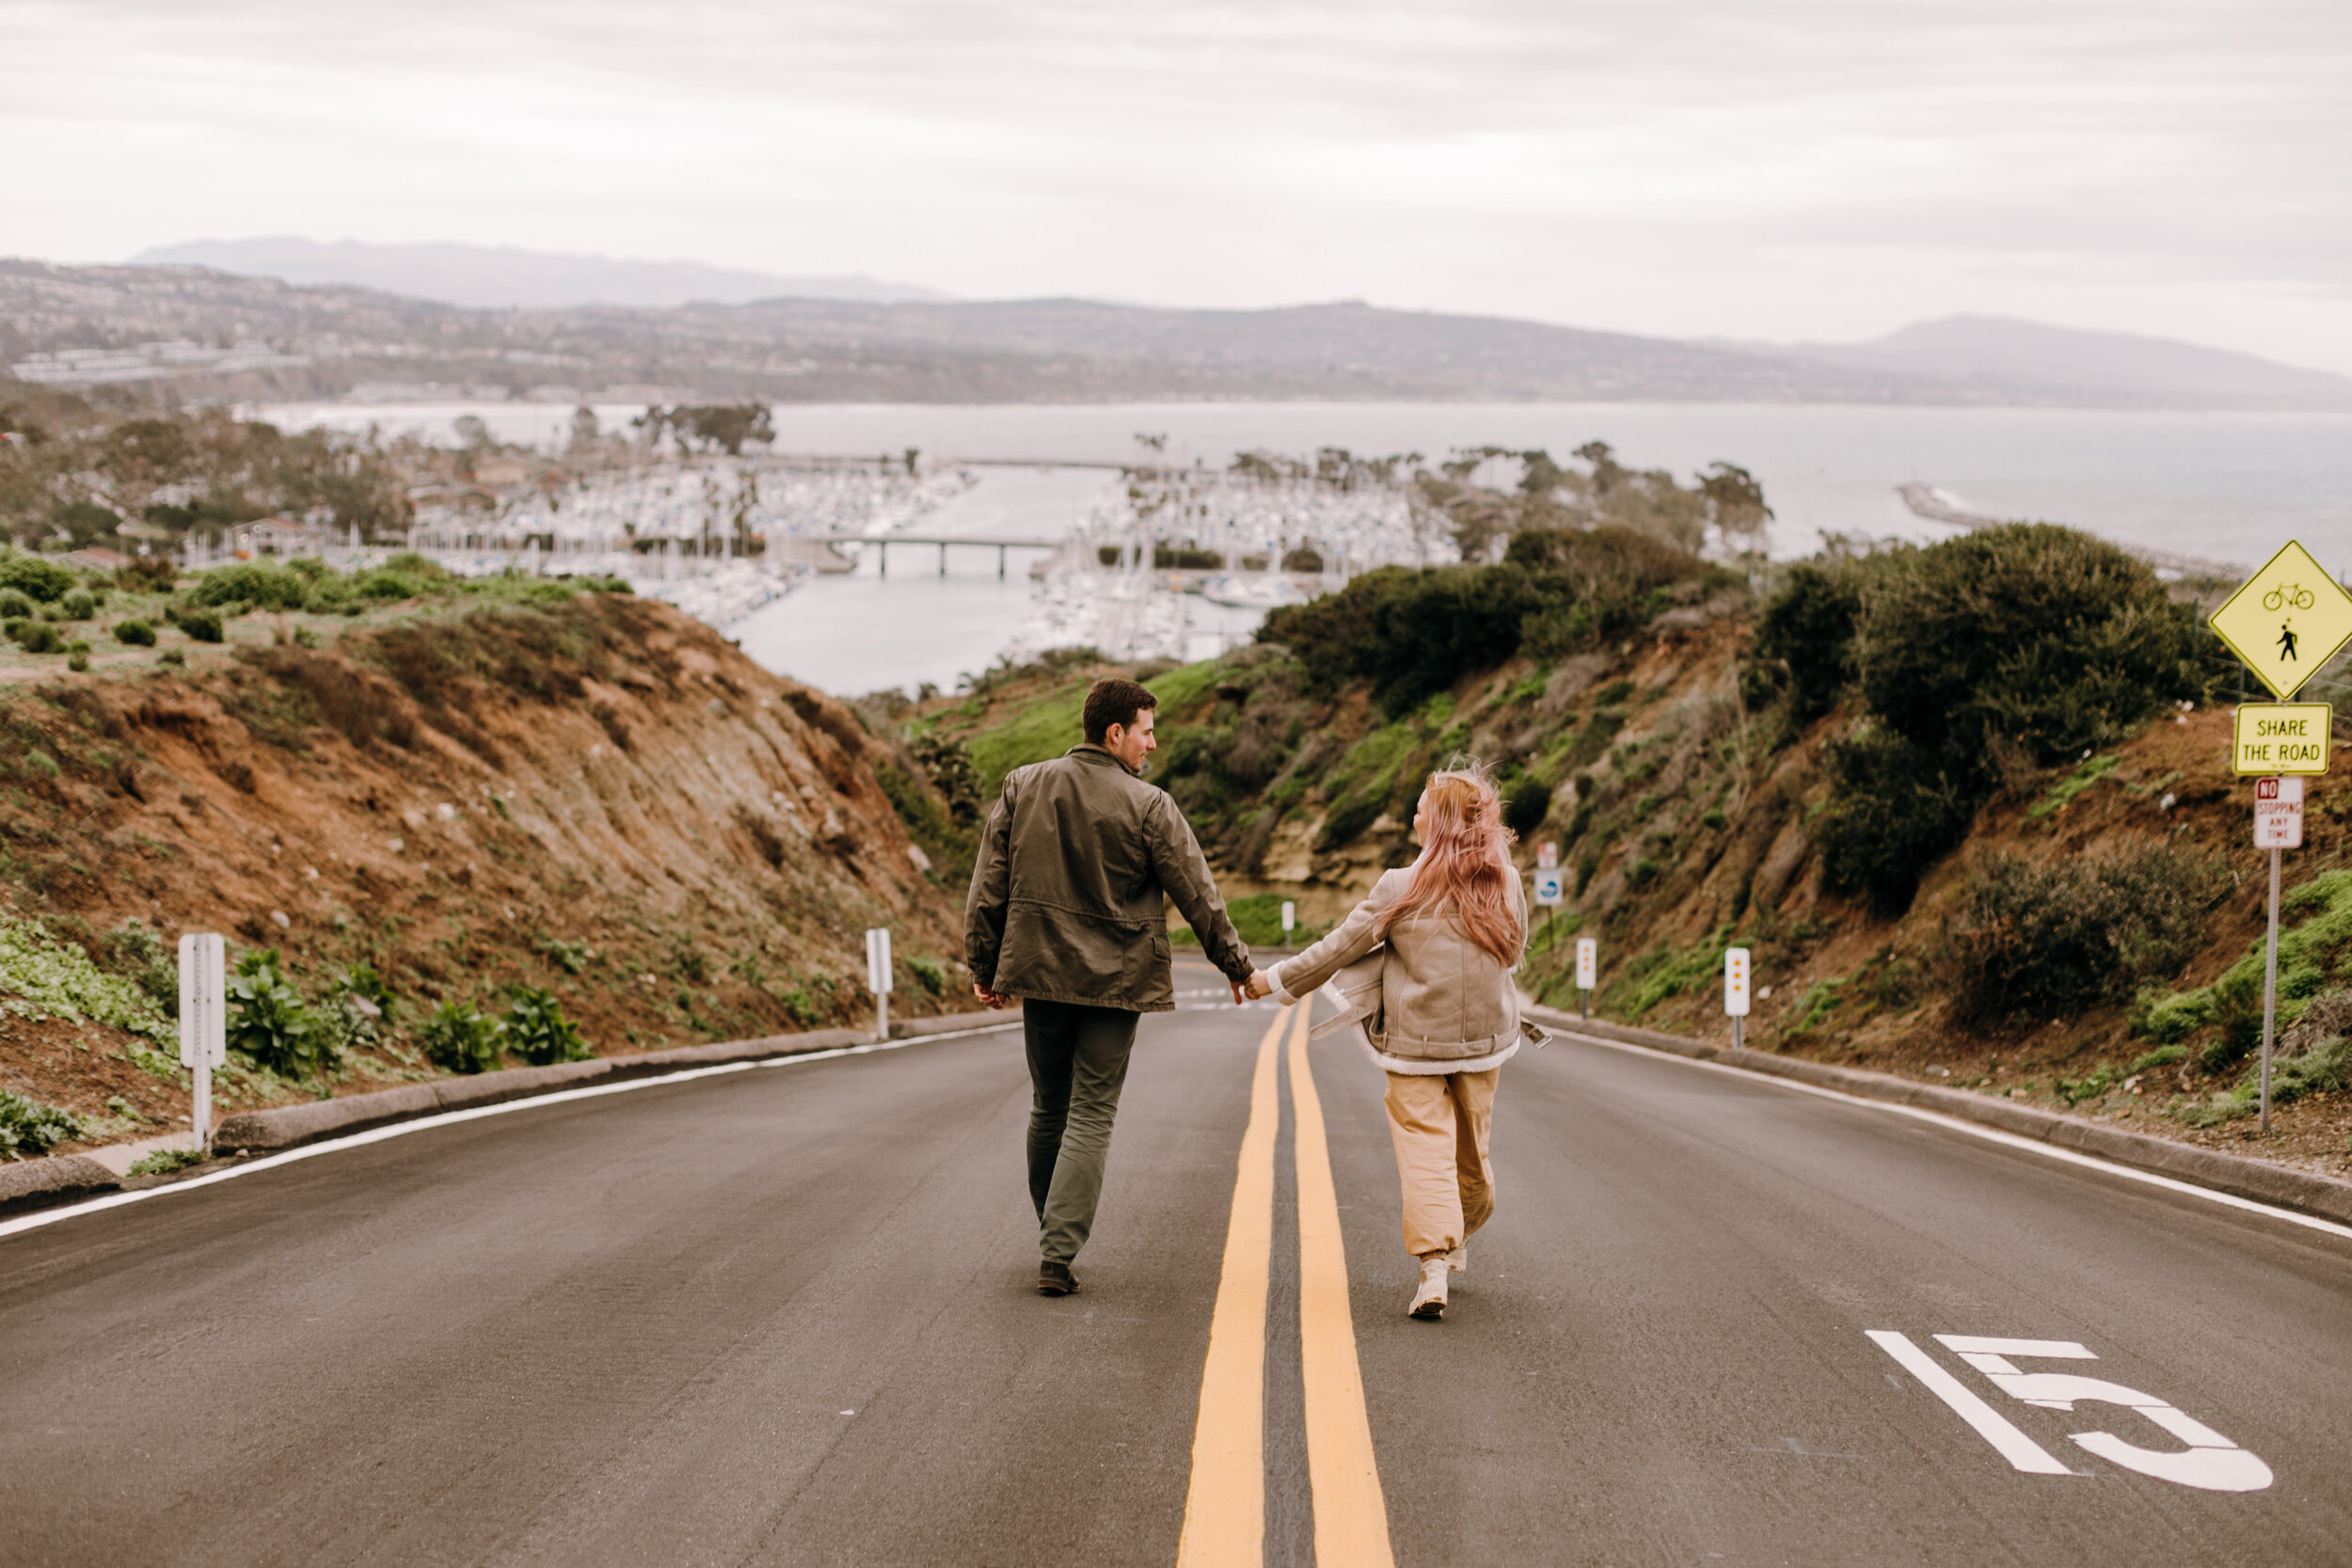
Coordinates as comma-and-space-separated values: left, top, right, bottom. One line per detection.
1382, 1068, 1500, 1259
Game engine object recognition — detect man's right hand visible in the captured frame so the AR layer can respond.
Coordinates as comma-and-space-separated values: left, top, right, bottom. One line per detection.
974, 982, 1009, 1009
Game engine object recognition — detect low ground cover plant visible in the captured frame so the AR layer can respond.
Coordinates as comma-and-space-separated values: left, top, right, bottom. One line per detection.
421, 999, 506, 1074
0, 1088, 80, 1160
504, 987, 590, 1066
226, 948, 337, 1079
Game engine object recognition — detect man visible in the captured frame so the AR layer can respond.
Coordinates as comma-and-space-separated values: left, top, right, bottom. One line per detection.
966, 676, 1256, 1296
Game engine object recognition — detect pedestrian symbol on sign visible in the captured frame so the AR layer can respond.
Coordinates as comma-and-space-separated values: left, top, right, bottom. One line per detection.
2280, 622, 2299, 662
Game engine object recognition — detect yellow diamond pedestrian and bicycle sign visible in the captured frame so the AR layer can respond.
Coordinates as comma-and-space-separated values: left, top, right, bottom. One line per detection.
2209, 540, 2352, 700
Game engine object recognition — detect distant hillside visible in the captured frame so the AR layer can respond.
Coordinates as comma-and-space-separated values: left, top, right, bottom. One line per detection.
130, 237, 951, 309
1773, 314, 2352, 410
5, 258, 2345, 410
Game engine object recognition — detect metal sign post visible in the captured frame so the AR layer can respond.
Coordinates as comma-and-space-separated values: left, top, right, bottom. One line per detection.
1724, 946, 1752, 1052
1280, 901, 1295, 949
1575, 937, 1597, 1020
2211, 546, 2346, 1136
2253, 778, 2305, 1132
864, 927, 894, 1044
177, 933, 226, 1148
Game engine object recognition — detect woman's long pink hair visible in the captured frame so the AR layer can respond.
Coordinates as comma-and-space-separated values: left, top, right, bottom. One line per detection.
1377, 768, 1526, 968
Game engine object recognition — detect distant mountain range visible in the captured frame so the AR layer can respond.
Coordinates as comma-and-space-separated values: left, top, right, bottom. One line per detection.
1756, 314, 2352, 410
128, 237, 950, 309
5, 251, 2347, 412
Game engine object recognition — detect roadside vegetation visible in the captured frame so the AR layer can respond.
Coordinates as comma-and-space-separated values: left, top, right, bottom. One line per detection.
925, 447, 2346, 1178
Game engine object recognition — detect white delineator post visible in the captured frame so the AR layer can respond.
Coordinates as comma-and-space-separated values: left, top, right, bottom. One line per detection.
1280, 900, 1296, 950
865, 927, 894, 1044
1724, 946, 1752, 1052
2253, 777, 2304, 1132
177, 933, 226, 1149
1575, 938, 1597, 1020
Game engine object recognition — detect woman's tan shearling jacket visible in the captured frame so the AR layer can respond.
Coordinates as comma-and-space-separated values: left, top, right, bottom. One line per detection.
1267, 865, 1540, 1074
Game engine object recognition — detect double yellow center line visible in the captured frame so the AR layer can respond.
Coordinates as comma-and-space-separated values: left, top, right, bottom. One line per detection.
1177, 1003, 1395, 1568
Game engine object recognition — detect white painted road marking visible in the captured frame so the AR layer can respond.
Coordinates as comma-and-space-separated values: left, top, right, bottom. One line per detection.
1935, 1335, 2273, 1493
1867, 1331, 2074, 1475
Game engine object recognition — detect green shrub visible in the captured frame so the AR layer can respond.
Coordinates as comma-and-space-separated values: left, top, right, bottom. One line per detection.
0, 551, 75, 603
0, 588, 33, 620
323, 963, 398, 1052
504, 987, 590, 1066
1153, 546, 1225, 570
112, 618, 156, 646
0, 1089, 80, 1161
159, 647, 185, 666
1817, 728, 1976, 913
227, 949, 338, 1078
12, 622, 63, 654
1855, 525, 2203, 785
1752, 562, 1865, 721
1948, 848, 2227, 1022
1813, 527, 2207, 915
905, 955, 948, 995
173, 607, 224, 643
421, 999, 505, 1074
187, 562, 312, 611
66, 641, 89, 672
1502, 775, 1552, 835
2127, 1044, 2186, 1075
57, 589, 95, 621
1263, 563, 1541, 716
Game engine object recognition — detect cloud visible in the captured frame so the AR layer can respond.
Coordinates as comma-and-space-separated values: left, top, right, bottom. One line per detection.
3, 0, 2348, 368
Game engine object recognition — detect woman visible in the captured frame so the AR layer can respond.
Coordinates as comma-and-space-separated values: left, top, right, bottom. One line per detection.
1245, 767, 1537, 1321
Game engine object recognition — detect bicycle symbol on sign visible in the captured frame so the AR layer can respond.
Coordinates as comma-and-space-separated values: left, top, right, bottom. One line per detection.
2264, 583, 2317, 611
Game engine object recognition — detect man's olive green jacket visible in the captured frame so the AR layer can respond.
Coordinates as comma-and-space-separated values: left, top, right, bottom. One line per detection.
965, 745, 1253, 1011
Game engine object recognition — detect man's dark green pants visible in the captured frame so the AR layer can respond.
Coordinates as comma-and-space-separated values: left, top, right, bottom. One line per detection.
1024, 998, 1140, 1265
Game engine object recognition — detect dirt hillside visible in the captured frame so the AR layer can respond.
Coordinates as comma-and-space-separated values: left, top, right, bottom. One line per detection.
0, 588, 976, 1158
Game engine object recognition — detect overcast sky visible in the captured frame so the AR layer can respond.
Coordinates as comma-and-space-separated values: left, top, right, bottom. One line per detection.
5, 0, 2349, 371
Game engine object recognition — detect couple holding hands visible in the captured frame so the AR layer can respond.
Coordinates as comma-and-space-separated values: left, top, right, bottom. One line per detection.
966, 677, 1542, 1321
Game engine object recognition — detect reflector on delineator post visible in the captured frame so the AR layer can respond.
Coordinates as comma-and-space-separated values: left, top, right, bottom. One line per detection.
1724, 945, 1751, 1051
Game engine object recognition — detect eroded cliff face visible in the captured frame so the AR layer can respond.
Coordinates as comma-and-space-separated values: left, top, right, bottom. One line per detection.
0, 593, 974, 1143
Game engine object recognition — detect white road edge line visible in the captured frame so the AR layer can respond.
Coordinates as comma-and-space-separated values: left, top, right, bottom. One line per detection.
1558, 1030, 2352, 1244
1865, 1330, 2074, 1475
0, 1022, 1022, 1243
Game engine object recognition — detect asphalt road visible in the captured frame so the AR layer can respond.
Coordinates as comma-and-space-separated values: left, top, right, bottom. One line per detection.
3, 958, 2348, 1567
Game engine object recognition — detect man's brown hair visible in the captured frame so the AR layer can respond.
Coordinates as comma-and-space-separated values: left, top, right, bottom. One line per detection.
1083, 678, 1157, 744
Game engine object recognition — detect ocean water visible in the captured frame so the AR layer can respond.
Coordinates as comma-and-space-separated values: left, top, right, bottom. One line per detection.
261, 399, 2352, 693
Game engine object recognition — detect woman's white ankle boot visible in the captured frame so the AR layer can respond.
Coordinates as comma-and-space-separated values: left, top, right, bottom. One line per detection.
1409, 1254, 1450, 1320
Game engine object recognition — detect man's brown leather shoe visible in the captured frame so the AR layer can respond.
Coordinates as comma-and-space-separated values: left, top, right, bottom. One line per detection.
1037, 1260, 1079, 1296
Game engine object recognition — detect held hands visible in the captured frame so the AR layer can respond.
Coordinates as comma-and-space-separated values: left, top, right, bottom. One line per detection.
1243, 971, 1275, 1001
973, 982, 1009, 1009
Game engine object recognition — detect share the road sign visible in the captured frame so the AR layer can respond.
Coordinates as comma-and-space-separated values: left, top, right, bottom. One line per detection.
2209, 540, 2352, 699
2233, 704, 2331, 774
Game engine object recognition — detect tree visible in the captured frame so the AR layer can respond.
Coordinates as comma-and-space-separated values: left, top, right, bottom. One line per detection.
1698, 462, 1773, 552
675, 404, 774, 457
